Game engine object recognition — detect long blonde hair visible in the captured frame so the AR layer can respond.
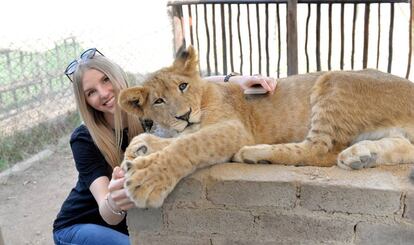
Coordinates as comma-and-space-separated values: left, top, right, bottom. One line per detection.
72, 56, 142, 168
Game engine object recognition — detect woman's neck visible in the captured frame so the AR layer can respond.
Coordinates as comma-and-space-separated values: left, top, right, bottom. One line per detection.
104, 112, 115, 129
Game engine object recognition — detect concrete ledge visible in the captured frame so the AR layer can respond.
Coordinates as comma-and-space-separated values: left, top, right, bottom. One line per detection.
127, 163, 414, 244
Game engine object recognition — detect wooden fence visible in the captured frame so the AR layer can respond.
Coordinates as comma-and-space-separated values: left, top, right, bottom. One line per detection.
168, 0, 413, 79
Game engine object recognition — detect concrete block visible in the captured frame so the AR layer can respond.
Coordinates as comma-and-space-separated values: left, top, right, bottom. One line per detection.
403, 191, 414, 222
166, 208, 254, 235
127, 207, 163, 233
134, 232, 211, 245
301, 184, 401, 215
207, 180, 297, 209
355, 222, 414, 245
255, 211, 355, 243
165, 177, 204, 204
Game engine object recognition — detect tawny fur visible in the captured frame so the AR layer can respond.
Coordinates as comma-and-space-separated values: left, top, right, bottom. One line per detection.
118, 46, 414, 208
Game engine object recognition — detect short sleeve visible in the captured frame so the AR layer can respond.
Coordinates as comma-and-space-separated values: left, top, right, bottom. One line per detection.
70, 125, 111, 188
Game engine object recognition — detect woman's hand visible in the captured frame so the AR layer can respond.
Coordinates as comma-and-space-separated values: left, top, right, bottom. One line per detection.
235, 74, 277, 94
107, 166, 135, 212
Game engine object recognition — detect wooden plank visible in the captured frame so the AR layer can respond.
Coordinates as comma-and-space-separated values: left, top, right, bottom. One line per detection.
287, 0, 298, 75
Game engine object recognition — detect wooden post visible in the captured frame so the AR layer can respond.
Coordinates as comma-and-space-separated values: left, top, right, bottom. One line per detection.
171, 5, 186, 56
287, 0, 298, 76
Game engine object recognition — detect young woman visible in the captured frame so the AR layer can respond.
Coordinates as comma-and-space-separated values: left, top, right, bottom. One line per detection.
52, 48, 276, 245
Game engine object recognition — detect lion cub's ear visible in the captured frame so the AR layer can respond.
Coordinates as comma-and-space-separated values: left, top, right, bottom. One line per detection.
172, 45, 199, 77
118, 86, 148, 116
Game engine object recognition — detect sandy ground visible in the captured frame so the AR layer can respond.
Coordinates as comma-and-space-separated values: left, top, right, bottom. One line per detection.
0, 135, 76, 245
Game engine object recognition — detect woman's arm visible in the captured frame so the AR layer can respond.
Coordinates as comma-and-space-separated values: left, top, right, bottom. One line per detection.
90, 167, 135, 225
203, 74, 277, 94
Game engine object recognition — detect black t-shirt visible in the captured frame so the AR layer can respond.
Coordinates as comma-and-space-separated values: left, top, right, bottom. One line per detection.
53, 124, 129, 235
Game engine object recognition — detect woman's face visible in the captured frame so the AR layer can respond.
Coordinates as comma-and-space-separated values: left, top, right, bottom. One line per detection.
82, 69, 116, 115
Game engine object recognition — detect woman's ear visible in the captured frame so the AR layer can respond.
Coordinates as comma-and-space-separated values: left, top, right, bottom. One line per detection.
118, 86, 148, 116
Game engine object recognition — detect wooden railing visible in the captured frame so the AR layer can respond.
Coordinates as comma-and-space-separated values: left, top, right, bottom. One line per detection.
168, 0, 413, 79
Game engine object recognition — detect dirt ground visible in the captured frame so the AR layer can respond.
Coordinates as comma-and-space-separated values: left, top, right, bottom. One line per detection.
0, 135, 76, 245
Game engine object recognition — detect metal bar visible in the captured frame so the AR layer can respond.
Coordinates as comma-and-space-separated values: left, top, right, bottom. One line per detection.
362, 3, 370, 69
328, 3, 332, 70
351, 4, 357, 69
305, 3, 311, 73
316, 3, 321, 71
168, 0, 409, 6
221, 3, 228, 74
212, 4, 218, 74
340, 3, 344, 70
376, 4, 381, 69
237, 4, 243, 74
228, 4, 235, 72
256, 3, 262, 74
172, 5, 186, 55
388, 2, 395, 73
203, 4, 211, 75
195, 5, 201, 72
247, 4, 253, 74
287, 0, 298, 75
265, 3, 270, 76
406, 0, 412, 78
188, 5, 194, 45
276, 3, 281, 78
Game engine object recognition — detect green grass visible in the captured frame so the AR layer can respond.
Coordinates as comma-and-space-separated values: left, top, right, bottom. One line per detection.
0, 111, 81, 171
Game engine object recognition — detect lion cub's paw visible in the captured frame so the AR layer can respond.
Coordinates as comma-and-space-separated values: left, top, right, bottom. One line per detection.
233, 145, 274, 164
122, 156, 177, 208
337, 143, 378, 170
125, 133, 169, 160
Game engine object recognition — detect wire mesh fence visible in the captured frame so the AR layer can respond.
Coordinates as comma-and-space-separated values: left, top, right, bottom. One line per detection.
0, 38, 81, 135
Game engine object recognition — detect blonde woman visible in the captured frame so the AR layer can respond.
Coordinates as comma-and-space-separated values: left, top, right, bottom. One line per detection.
53, 48, 276, 245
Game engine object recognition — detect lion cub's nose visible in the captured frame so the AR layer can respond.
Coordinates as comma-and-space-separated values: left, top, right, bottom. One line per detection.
175, 109, 192, 122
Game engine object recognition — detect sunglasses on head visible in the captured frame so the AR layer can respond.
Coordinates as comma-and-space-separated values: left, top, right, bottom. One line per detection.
64, 48, 104, 82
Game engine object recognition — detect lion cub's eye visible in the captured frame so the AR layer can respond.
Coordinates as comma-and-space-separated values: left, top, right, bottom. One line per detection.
178, 83, 188, 92
153, 98, 165, 105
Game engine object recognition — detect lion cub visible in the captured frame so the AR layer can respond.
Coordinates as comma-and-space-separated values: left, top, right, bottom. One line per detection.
118, 46, 414, 208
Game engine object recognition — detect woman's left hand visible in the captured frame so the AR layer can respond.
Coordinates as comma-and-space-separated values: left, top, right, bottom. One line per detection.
236, 74, 277, 94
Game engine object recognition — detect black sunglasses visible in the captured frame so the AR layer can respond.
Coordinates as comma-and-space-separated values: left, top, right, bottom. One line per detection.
64, 48, 104, 82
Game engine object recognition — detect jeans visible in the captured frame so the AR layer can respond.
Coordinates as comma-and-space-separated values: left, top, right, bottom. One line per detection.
53, 224, 130, 245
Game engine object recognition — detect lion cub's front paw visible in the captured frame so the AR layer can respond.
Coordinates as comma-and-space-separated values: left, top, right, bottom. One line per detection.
124, 133, 170, 161
233, 145, 274, 164
122, 155, 179, 208
337, 143, 378, 170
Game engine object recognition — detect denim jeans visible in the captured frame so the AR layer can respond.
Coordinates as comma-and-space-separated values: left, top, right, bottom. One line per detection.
53, 224, 130, 245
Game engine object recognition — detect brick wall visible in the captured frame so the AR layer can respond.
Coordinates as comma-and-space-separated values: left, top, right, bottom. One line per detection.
127, 163, 414, 245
